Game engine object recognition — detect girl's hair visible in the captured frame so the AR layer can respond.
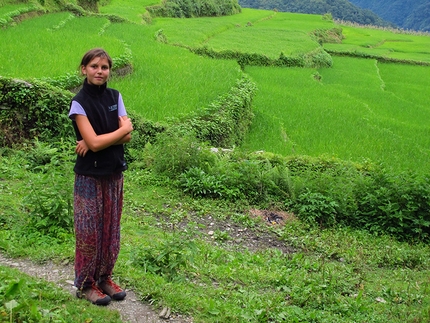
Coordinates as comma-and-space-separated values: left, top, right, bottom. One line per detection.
80, 48, 113, 69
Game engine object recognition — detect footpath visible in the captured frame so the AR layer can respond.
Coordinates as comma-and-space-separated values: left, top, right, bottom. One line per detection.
0, 252, 191, 323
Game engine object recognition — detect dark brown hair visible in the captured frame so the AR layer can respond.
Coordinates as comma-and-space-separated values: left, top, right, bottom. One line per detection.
79, 48, 113, 70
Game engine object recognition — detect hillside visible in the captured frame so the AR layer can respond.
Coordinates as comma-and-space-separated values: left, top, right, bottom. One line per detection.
238, 0, 394, 27
349, 0, 430, 32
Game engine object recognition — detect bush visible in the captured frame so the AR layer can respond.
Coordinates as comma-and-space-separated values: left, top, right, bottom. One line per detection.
21, 140, 75, 240
191, 46, 331, 68
0, 77, 74, 147
142, 130, 217, 177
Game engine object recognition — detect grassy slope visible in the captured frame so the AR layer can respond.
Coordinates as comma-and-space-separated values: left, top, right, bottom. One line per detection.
241, 58, 430, 172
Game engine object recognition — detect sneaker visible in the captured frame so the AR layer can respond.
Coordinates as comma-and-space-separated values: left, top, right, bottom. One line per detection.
99, 278, 126, 300
76, 283, 111, 306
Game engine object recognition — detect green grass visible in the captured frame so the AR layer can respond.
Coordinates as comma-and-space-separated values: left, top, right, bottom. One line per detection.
0, 265, 123, 322
153, 8, 274, 44
157, 10, 335, 57
241, 57, 430, 173
99, 0, 158, 24
0, 13, 125, 78
0, 3, 28, 15
105, 22, 242, 121
324, 25, 430, 63
1, 155, 430, 322
1, 3, 428, 171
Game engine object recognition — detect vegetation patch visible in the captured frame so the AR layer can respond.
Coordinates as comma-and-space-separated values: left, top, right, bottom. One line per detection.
147, 0, 241, 18
0, 77, 73, 147
310, 27, 344, 44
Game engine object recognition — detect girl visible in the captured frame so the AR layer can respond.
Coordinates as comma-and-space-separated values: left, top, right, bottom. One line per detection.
69, 48, 133, 305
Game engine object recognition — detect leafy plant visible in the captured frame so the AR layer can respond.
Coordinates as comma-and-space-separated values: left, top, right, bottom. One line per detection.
133, 233, 198, 281
179, 167, 226, 198
290, 188, 339, 227
21, 140, 75, 239
0, 77, 74, 147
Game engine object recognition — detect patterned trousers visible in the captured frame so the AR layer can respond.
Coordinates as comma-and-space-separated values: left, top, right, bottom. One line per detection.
73, 173, 124, 289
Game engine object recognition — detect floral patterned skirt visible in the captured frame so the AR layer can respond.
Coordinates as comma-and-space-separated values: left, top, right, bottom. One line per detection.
73, 173, 124, 289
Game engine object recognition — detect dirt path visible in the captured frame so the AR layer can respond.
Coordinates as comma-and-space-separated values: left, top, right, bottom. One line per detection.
0, 253, 192, 323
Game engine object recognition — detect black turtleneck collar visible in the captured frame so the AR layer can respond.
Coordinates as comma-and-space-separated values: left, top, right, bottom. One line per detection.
81, 78, 107, 96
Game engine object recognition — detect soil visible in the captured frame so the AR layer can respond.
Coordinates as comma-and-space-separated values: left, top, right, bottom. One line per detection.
0, 209, 296, 323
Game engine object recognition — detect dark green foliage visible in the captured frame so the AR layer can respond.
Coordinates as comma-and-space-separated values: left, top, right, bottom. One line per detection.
239, 0, 394, 28
349, 0, 430, 32
352, 170, 430, 241
125, 111, 167, 165
325, 49, 430, 66
39, 72, 83, 90
180, 167, 228, 198
191, 46, 333, 68
21, 139, 75, 239
0, 77, 74, 147
158, 145, 430, 242
285, 156, 430, 242
143, 130, 217, 177
147, 0, 242, 18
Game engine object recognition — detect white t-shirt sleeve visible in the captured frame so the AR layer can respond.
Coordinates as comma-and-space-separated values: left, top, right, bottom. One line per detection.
68, 101, 86, 120
118, 93, 127, 117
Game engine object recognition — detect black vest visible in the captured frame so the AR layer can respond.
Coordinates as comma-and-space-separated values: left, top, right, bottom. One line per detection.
71, 79, 127, 176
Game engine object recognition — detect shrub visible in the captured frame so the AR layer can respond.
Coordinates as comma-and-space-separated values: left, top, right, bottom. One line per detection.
0, 77, 74, 147
133, 233, 198, 281
21, 140, 75, 240
142, 130, 217, 177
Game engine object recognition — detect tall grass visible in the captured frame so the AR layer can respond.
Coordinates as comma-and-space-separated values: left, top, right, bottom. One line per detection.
157, 10, 335, 57
0, 13, 125, 78
99, 0, 158, 24
106, 22, 242, 121
324, 25, 430, 63
241, 57, 430, 173
0, 3, 27, 15
152, 8, 274, 47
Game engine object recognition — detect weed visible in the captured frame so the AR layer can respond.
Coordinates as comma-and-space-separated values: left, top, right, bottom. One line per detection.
133, 232, 198, 281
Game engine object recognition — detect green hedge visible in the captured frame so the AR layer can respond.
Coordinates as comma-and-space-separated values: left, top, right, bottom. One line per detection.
190, 46, 333, 68
0, 77, 74, 147
325, 49, 430, 66
175, 149, 430, 242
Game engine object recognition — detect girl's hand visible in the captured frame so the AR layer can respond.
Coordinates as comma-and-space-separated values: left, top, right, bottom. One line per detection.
119, 116, 133, 134
75, 139, 89, 157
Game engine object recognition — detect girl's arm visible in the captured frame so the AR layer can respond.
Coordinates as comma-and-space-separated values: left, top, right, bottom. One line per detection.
75, 114, 133, 153
114, 132, 132, 145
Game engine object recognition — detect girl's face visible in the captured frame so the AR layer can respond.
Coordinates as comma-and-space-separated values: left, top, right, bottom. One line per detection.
81, 56, 110, 86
